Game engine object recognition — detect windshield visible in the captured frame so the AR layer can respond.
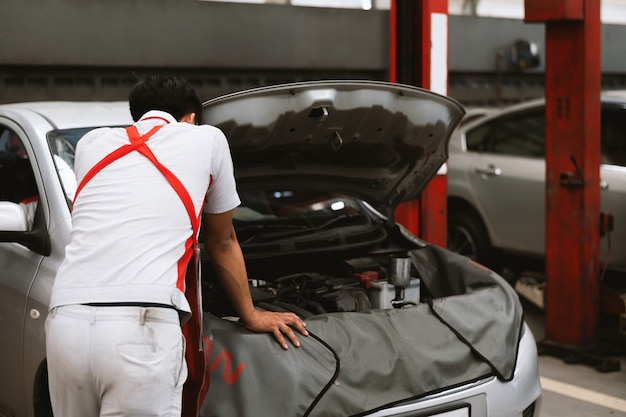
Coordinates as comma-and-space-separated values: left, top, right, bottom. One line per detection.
47, 127, 122, 202
233, 190, 372, 246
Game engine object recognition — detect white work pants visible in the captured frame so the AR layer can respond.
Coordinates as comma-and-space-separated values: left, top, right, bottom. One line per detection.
45, 304, 187, 417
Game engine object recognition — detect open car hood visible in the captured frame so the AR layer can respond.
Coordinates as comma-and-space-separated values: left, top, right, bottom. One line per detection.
202, 81, 465, 212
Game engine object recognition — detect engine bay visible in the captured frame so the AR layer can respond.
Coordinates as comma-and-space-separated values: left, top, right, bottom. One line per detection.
202, 249, 424, 319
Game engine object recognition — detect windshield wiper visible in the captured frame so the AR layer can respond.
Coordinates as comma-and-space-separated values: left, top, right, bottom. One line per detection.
237, 224, 309, 244
242, 214, 368, 244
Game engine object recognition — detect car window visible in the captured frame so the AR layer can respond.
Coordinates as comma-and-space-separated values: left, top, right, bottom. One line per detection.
47, 128, 94, 171
47, 127, 112, 202
464, 123, 492, 152
466, 109, 545, 158
0, 127, 39, 229
601, 107, 626, 167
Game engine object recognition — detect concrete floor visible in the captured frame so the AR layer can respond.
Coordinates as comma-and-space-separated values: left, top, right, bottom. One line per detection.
522, 301, 626, 417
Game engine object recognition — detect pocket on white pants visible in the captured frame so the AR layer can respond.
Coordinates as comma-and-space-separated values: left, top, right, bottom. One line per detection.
175, 334, 188, 387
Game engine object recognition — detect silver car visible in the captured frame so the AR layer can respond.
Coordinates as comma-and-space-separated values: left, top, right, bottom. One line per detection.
448, 92, 626, 277
0, 81, 541, 417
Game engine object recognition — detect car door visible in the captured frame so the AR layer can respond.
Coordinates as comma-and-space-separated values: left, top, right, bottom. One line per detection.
0, 122, 44, 417
600, 106, 626, 273
462, 107, 546, 255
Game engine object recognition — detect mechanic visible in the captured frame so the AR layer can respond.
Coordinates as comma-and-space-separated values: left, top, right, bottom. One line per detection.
44, 75, 308, 417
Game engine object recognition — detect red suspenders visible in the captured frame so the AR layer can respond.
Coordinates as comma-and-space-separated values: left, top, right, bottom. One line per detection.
72, 122, 209, 416
73, 124, 201, 291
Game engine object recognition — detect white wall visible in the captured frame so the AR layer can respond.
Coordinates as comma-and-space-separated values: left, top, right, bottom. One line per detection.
450, 0, 626, 24
208, 0, 626, 24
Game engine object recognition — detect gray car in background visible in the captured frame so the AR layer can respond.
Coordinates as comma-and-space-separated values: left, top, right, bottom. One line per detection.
447, 92, 626, 278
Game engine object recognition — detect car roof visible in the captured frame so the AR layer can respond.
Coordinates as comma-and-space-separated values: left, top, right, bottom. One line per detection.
502, 89, 626, 110
459, 89, 626, 129
0, 101, 132, 130
601, 89, 626, 103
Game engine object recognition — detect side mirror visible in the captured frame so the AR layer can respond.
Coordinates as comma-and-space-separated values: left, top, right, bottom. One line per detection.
0, 200, 50, 255
0, 201, 29, 232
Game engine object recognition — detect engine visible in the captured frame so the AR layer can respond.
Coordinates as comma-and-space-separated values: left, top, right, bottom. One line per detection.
203, 253, 422, 319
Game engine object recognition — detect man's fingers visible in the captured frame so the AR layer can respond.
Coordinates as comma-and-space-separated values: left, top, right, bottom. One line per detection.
272, 316, 307, 349
282, 312, 309, 336
281, 324, 301, 348
273, 328, 288, 350
291, 319, 308, 336
247, 310, 310, 349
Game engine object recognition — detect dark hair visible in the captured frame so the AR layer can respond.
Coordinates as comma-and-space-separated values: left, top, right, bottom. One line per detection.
128, 74, 202, 124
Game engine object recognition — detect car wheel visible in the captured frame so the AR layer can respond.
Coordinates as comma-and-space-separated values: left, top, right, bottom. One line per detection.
447, 210, 493, 267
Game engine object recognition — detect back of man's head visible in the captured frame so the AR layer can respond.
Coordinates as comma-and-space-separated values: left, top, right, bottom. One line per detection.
129, 75, 203, 124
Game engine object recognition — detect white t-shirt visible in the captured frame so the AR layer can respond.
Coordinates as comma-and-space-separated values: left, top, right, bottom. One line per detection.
50, 111, 241, 314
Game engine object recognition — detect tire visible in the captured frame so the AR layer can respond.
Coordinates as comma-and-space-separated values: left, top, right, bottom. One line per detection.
34, 361, 54, 417
447, 209, 494, 268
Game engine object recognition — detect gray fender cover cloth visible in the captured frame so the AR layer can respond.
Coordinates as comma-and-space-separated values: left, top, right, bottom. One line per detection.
200, 246, 523, 417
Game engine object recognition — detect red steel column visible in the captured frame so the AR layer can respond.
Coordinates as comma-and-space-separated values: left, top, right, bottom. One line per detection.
391, 0, 449, 246
525, 0, 601, 346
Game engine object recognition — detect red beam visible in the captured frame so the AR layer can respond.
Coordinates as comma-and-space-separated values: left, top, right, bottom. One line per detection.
391, 0, 449, 247
389, 0, 397, 83
527, 0, 602, 347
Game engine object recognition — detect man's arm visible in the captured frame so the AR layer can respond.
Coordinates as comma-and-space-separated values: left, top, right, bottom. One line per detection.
201, 210, 308, 349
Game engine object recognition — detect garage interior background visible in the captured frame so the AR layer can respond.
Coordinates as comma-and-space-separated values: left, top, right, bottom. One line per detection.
2, 0, 626, 106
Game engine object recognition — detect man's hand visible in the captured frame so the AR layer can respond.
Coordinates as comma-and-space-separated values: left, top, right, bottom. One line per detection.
242, 309, 309, 350
202, 212, 308, 350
